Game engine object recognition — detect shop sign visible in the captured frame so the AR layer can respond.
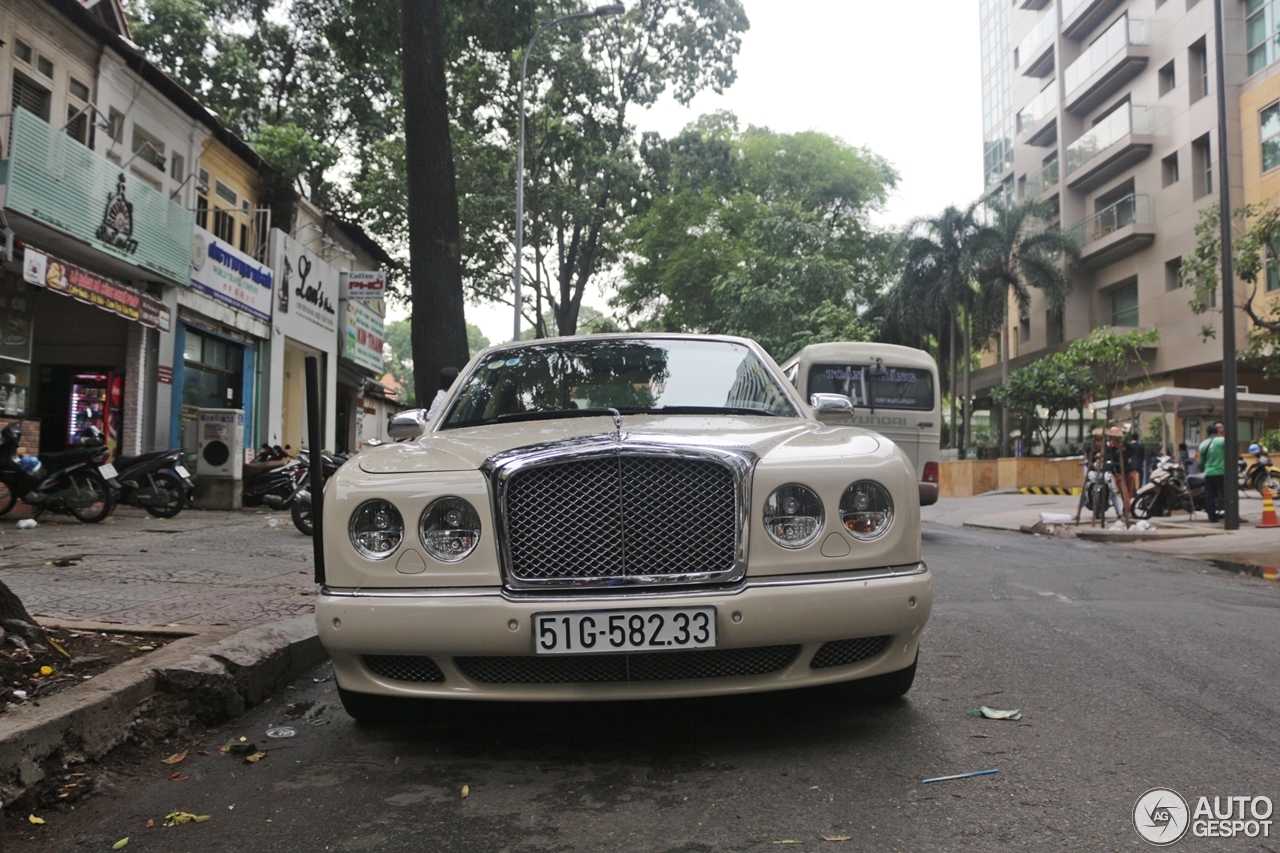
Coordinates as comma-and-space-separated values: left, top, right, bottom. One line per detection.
0, 275, 35, 363
340, 270, 386, 301
157, 365, 173, 385
2, 108, 194, 285
341, 298, 384, 373
191, 227, 273, 322
268, 229, 337, 348
23, 248, 171, 332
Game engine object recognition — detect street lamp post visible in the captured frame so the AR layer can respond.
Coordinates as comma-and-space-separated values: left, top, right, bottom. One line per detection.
1212, 0, 1240, 530
513, 4, 625, 342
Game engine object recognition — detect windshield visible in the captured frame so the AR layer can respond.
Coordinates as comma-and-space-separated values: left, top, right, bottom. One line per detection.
808, 363, 935, 411
443, 339, 798, 428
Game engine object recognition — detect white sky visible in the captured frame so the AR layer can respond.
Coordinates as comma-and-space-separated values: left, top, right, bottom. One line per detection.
406, 0, 984, 347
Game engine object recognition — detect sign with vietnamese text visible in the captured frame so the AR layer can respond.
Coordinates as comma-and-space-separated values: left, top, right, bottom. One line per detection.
341, 298, 384, 373
23, 248, 171, 332
268, 229, 337, 351
340, 270, 386, 301
191, 227, 273, 322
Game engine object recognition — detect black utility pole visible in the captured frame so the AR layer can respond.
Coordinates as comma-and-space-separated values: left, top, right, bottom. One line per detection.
1214, 0, 1240, 530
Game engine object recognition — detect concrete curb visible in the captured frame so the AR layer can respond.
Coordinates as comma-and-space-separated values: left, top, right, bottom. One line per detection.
0, 615, 325, 806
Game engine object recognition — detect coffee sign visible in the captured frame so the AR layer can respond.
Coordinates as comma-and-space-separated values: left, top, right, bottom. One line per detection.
340, 270, 386, 301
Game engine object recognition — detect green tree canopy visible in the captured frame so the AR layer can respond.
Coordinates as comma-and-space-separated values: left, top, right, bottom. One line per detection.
991, 352, 1092, 453
615, 113, 897, 358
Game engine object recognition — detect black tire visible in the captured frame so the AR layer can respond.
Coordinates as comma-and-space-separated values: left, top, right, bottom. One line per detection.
1090, 482, 1107, 524
338, 685, 412, 724
291, 496, 313, 536
143, 473, 186, 519
856, 652, 918, 701
0, 480, 16, 518
66, 470, 114, 523
1132, 491, 1157, 520
1254, 473, 1280, 497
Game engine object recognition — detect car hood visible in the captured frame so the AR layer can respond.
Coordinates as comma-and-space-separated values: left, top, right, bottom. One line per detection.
358, 415, 881, 474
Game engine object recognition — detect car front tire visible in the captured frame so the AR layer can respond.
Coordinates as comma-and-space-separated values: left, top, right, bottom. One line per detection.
856, 652, 918, 701
337, 685, 413, 724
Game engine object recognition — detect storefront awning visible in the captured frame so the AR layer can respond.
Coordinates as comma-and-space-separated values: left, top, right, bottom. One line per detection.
1091, 386, 1280, 419
22, 248, 171, 332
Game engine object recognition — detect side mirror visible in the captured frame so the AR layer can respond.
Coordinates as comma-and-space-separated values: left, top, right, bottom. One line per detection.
388, 409, 428, 440
364, 438, 384, 448
810, 393, 854, 416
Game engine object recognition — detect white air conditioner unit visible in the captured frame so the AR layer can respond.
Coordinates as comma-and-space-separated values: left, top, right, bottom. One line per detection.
196, 408, 244, 480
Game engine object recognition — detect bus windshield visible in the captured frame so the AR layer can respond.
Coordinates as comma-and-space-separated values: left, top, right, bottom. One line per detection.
808, 363, 935, 411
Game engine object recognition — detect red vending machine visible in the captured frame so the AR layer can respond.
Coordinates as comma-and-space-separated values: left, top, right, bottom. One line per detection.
68, 371, 124, 458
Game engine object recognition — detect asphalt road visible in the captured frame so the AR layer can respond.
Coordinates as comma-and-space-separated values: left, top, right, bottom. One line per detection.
14, 525, 1280, 852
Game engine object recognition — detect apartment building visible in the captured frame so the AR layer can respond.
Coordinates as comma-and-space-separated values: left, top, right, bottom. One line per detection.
976, 0, 1280, 447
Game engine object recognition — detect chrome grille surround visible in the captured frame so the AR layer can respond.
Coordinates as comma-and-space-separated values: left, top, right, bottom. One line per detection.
484, 436, 755, 591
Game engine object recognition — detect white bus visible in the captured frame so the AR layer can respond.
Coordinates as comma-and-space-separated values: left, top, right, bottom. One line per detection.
780, 342, 941, 506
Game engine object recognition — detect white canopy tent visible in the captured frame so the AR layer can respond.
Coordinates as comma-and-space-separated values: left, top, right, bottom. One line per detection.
1091, 386, 1280, 420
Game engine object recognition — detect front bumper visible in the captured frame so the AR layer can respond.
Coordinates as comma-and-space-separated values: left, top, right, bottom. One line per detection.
317, 564, 932, 701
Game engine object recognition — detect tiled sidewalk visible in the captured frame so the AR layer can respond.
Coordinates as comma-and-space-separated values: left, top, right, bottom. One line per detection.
0, 506, 317, 627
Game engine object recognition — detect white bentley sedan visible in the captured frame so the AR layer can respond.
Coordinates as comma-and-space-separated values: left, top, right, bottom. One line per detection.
316, 334, 932, 721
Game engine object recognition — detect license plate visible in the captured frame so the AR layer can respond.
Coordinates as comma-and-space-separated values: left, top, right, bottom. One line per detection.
98, 463, 118, 479
533, 607, 716, 655
174, 465, 191, 479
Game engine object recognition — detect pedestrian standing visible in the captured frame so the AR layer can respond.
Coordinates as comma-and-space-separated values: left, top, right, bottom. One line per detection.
425, 367, 459, 423
1198, 425, 1226, 522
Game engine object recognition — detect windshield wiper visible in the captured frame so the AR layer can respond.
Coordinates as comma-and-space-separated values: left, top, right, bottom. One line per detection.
474, 408, 629, 427
646, 405, 782, 417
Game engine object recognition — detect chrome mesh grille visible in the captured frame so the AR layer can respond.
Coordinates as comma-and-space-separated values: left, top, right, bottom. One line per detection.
504, 455, 737, 584
455, 645, 799, 684
810, 636, 892, 669
364, 655, 446, 683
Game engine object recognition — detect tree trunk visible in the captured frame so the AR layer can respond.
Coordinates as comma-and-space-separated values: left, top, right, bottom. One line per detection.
949, 307, 958, 452
0, 579, 38, 626
963, 301, 972, 455
401, 0, 470, 404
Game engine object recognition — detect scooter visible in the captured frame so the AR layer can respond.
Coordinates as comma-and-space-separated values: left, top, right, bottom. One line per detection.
0, 424, 117, 523
1133, 455, 1201, 518
110, 449, 193, 518
242, 445, 303, 508
290, 450, 351, 535
1242, 444, 1280, 496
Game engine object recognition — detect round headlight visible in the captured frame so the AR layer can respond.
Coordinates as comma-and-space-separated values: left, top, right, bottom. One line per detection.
349, 499, 404, 560
420, 497, 481, 562
763, 484, 824, 549
840, 481, 894, 540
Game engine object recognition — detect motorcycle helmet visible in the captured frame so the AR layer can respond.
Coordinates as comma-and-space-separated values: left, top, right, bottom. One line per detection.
1, 422, 21, 444
79, 425, 105, 448
1250, 443, 1263, 456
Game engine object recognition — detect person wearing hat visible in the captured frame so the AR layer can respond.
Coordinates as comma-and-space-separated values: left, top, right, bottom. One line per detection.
1198, 424, 1226, 522
1075, 428, 1123, 522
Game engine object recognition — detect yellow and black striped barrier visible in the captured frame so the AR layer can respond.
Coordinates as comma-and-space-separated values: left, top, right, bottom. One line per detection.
1019, 486, 1082, 496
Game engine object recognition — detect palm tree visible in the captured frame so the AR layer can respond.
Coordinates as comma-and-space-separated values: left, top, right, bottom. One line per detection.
893, 204, 983, 453
973, 199, 1081, 455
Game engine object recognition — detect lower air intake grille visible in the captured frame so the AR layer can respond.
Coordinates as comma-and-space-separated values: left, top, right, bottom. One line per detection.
810, 636, 892, 669
364, 655, 446, 683
455, 645, 801, 685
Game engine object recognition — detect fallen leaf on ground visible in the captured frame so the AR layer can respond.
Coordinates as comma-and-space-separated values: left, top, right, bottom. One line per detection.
169, 773, 189, 782
28, 814, 44, 825
112, 838, 129, 849
823, 836, 852, 842
461, 784, 470, 798
243, 752, 268, 763
969, 733, 993, 738
161, 751, 188, 765
773, 842, 800, 845
164, 810, 211, 826
146, 820, 154, 829
132, 645, 155, 653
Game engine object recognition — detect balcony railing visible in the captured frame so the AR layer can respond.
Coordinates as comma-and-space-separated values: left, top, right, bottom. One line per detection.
1025, 158, 1060, 198
1062, 0, 1088, 16
1067, 194, 1153, 246
1065, 103, 1153, 173
1017, 84, 1059, 134
1017, 12, 1057, 68
1063, 15, 1147, 95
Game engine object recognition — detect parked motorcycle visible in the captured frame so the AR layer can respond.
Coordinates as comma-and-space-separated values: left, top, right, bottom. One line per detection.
110, 449, 193, 518
1133, 455, 1202, 518
290, 450, 350, 535
0, 424, 116, 523
1083, 459, 1125, 523
1242, 444, 1280, 496
242, 445, 304, 508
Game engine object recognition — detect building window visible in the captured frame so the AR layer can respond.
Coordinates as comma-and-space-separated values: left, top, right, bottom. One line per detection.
13, 40, 32, 64
65, 105, 88, 144
1263, 101, 1280, 172
1162, 152, 1180, 187
196, 193, 209, 230
105, 107, 124, 142
183, 329, 243, 410
1166, 257, 1183, 291
131, 125, 166, 171
1189, 38, 1208, 103
1248, 0, 1280, 75
170, 152, 184, 183
213, 208, 235, 243
1159, 60, 1176, 96
1192, 133, 1213, 199
36, 56, 53, 79
1047, 310, 1065, 346
1268, 240, 1280, 292
68, 77, 90, 101
1110, 279, 1139, 327
11, 71, 51, 121
214, 179, 238, 207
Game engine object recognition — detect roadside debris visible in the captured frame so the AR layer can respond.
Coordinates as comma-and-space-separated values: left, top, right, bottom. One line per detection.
113, 837, 129, 849
265, 726, 296, 738
163, 810, 211, 826
922, 768, 999, 784
28, 813, 44, 825
161, 751, 188, 765
16, 519, 37, 529
969, 706, 1023, 720
461, 784, 470, 798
